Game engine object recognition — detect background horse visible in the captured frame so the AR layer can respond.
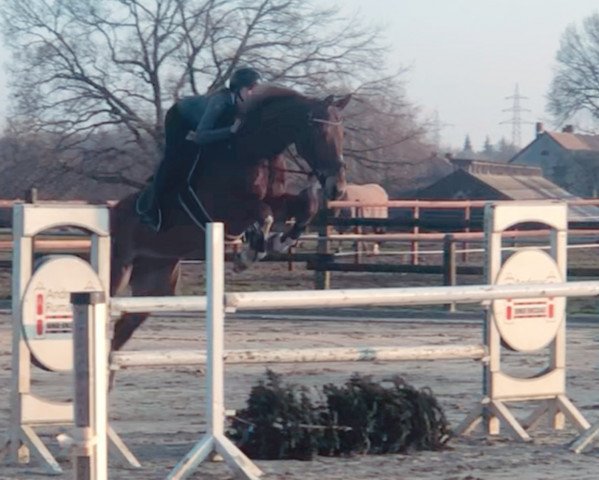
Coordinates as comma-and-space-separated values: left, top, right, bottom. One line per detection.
326, 183, 388, 254
335, 183, 389, 234
109, 85, 350, 353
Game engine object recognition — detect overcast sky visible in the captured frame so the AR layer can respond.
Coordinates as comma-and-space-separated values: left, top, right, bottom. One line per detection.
333, 0, 599, 150
1, 1, 598, 150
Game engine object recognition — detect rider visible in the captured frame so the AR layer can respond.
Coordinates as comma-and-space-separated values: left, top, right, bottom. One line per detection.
138, 67, 262, 231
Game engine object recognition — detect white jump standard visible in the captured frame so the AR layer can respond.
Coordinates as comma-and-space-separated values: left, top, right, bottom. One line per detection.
456, 202, 590, 440
2, 203, 139, 475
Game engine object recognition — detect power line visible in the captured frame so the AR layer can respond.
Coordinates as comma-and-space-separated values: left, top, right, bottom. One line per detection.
430, 110, 453, 149
500, 84, 531, 147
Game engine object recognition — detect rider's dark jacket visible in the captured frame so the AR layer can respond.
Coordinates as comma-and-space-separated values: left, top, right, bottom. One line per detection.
139, 87, 239, 230
176, 89, 237, 145
152, 88, 237, 195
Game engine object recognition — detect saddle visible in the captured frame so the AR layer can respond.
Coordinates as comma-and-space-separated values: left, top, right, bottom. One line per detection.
136, 179, 213, 232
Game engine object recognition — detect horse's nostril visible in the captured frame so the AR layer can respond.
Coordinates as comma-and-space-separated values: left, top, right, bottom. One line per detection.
325, 176, 345, 200
332, 182, 346, 200
328, 185, 338, 200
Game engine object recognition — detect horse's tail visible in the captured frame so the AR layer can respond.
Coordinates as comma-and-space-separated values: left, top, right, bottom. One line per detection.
108, 193, 139, 295
108, 198, 125, 254
109, 192, 139, 237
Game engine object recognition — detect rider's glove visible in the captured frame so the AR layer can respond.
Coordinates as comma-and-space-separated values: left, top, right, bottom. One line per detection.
230, 119, 242, 134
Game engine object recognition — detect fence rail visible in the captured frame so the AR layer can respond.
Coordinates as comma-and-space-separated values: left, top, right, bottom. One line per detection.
2, 197, 599, 289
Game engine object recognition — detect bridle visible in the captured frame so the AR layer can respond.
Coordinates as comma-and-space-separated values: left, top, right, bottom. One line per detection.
310, 117, 343, 127
270, 113, 346, 185
271, 155, 345, 186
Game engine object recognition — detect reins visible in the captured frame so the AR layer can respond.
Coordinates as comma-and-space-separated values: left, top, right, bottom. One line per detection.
310, 118, 343, 126
270, 166, 314, 177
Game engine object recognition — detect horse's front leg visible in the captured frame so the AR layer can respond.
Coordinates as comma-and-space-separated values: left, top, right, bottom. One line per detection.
266, 184, 320, 254
232, 201, 275, 273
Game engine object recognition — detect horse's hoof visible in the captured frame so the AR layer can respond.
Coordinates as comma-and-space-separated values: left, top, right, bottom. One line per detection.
268, 233, 296, 253
109, 369, 117, 392
234, 245, 267, 272
233, 253, 250, 273
233, 262, 249, 273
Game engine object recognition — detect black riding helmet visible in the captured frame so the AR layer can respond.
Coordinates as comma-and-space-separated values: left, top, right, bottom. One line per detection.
229, 67, 261, 93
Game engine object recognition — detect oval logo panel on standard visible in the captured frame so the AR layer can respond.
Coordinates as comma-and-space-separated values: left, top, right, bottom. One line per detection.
492, 249, 565, 352
21, 255, 105, 372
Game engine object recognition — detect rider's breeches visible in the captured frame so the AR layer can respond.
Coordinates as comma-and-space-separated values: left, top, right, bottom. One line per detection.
154, 105, 199, 199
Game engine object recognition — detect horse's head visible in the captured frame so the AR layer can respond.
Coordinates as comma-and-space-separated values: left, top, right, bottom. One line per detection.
295, 94, 351, 200
236, 85, 350, 199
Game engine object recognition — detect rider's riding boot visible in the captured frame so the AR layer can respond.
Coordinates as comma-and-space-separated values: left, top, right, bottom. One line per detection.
178, 184, 212, 229
137, 172, 165, 232
177, 153, 212, 229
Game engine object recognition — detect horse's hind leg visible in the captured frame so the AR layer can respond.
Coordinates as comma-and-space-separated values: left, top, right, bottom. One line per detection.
111, 258, 133, 298
111, 257, 181, 352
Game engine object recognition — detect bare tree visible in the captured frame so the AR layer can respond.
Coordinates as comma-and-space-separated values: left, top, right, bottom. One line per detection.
548, 13, 599, 127
338, 78, 440, 193
1, 0, 430, 191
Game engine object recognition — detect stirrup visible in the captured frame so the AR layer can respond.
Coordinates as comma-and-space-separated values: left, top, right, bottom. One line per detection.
139, 207, 162, 232
136, 185, 156, 214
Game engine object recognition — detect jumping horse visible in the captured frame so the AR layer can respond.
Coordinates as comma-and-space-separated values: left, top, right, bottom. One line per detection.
109, 84, 350, 353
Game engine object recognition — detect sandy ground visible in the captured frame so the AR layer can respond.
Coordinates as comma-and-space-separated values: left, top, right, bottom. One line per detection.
3, 304, 599, 480
1, 253, 599, 480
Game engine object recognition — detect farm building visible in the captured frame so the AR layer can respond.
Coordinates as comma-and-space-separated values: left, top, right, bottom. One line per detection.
509, 123, 599, 198
415, 157, 599, 223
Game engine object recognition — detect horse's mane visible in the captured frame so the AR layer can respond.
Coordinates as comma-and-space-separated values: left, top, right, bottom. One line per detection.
238, 84, 309, 116
236, 84, 316, 142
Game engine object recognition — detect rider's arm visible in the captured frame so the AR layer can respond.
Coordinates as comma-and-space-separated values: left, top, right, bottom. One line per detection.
192, 93, 235, 145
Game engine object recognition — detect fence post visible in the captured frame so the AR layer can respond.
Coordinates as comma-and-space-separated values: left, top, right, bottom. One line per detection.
315, 210, 331, 290
71, 291, 108, 480
443, 234, 457, 312
411, 205, 420, 265
287, 245, 295, 272
25, 188, 38, 204
353, 207, 363, 264
462, 205, 471, 262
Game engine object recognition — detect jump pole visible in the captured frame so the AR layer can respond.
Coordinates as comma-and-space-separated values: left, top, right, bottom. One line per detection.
167, 222, 262, 480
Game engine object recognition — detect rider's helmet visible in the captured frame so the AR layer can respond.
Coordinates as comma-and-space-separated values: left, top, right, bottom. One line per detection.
229, 67, 262, 93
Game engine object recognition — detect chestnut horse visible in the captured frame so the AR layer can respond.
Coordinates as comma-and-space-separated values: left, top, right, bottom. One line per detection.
109, 85, 349, 352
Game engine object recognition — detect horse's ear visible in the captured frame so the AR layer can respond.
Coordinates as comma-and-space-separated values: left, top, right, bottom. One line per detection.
333, 94, 351, 111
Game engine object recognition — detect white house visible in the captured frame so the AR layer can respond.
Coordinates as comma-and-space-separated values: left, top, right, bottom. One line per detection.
510, 124, 599, 198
